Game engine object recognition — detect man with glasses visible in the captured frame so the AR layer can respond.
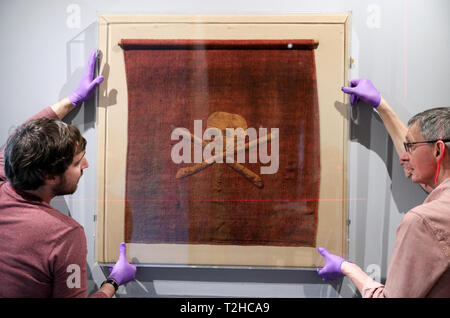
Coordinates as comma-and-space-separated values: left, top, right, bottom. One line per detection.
317, 78, 449, 297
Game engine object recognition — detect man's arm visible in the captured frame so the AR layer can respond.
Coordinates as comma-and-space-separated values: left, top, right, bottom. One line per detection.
50, 97, 77, 120
317, 247, 385, 297
341, 261, 385, 297
319, 210, 447, 298
376, 97, 408, 157
90, 283, 116, 298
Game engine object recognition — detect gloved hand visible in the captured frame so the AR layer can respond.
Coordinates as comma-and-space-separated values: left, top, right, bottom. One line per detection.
341, 78, 381, 108
317, 247, 347, 282
108, 242, 137, 285
68, 50, 104, 107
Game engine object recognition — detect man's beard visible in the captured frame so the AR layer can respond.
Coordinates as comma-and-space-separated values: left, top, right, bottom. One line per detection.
53, 173, 81, 196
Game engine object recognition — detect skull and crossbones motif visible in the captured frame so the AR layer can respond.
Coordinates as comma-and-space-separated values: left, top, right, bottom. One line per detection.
175, 111, 276, 188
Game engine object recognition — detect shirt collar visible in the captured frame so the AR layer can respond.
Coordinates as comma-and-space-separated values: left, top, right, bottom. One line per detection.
4, 181, 46, 205
424, 177, 450, 204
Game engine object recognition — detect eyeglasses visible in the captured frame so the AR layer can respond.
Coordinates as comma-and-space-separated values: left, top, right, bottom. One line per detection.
403, 139, 450, 153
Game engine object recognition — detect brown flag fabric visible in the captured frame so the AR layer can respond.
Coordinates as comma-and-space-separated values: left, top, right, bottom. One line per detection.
121, 39, 320, 247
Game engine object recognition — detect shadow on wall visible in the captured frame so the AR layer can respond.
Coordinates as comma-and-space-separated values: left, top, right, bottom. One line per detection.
58, 22, 100, 130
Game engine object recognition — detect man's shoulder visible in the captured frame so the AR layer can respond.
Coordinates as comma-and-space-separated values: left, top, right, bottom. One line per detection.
31, 204, 84, 236
409, 195, 450, 222
0, 184, 84, 236
406, 202, 450, 249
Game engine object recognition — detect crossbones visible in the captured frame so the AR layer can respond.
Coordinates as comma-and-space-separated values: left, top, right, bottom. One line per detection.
174, 112, 276, 189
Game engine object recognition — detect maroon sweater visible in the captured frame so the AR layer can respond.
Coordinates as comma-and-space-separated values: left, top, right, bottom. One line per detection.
0, 107, 106, 297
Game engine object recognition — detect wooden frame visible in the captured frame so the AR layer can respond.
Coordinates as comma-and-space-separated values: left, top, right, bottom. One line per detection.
96, 14, 350, 267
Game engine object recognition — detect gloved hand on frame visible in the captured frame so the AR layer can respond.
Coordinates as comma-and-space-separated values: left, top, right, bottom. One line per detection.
317, 247, 348, 282
108, 242, 137, 286
341, 78, 381, 108
68, 50, 104, 107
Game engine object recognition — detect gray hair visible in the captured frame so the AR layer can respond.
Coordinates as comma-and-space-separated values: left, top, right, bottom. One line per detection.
408, 107, 450, 148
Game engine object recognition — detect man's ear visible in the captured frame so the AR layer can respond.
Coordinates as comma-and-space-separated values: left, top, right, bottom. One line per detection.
44, 174, 59, 185
435, 141, 446, 161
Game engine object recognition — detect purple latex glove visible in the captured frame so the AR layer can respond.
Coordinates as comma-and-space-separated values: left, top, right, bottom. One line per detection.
317, 247, 346, 282
68, 50, 104, 107
341, 78, 381, 108
108, 242, 137, 285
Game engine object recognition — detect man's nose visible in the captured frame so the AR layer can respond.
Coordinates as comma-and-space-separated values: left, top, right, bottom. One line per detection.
82, 157, 89, 169
400, 151, 410, 162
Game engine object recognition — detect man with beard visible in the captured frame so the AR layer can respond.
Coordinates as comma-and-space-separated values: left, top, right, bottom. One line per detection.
0, 50, 136, 297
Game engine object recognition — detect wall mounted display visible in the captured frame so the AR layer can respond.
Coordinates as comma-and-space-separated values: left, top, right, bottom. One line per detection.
96, 15, 350, 267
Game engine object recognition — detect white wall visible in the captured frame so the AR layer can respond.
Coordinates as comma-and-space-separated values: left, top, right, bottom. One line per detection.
0, 0, 448, 297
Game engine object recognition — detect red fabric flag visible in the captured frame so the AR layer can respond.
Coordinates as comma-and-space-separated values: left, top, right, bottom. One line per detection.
121, 39, 320, 247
